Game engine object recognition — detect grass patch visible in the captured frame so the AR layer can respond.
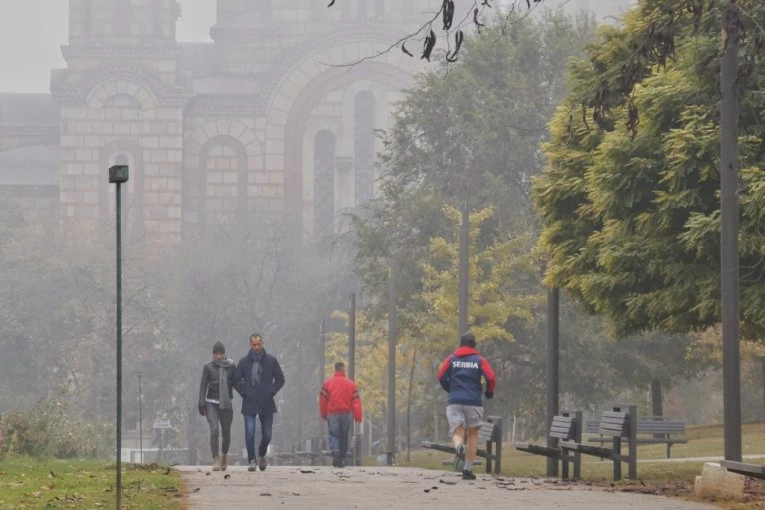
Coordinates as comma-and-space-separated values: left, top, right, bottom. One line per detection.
0, 456, 185, 509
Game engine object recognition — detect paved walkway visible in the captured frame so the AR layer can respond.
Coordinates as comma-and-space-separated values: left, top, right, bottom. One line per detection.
176, 465, 719, 509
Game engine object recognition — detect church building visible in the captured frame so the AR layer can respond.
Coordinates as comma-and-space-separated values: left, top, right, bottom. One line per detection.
0, 0, 428, 242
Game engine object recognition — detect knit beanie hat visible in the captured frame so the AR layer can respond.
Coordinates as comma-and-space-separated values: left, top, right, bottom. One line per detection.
460, 332, 476, 348
213, 341, 226, 354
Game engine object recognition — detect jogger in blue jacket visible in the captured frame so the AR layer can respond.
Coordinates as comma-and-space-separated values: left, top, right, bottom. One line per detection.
437, 332, 496, 480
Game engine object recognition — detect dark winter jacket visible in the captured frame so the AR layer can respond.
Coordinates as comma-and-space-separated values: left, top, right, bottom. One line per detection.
198, 359, 237, 408
232, 349, 285, 415
437, 346, 496, 406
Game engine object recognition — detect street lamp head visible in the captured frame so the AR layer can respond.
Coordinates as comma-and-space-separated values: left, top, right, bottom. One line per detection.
109, 165, 129, 183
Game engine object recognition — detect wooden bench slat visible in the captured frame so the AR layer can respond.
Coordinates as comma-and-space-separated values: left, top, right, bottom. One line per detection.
559, 440, 614, 458
635, 438, 689, 445
720, 461, 765, 480
514, 443, 561, 458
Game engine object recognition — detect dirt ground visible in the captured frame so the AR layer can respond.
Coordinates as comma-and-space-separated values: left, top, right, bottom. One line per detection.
176, 465, 722, 509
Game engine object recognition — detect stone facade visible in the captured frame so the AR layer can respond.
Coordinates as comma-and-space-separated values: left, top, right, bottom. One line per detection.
0, 0, 433, 243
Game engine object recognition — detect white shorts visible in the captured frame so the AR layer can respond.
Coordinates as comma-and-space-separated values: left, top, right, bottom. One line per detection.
446, 404, 484, 434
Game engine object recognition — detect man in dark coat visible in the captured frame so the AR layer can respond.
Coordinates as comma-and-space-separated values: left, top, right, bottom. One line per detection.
232, 333, 285, 471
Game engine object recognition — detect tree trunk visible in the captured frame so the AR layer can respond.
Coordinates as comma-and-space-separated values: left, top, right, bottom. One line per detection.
650, 378, 663, 417
405, 347, 417, 462
761, 357, 765, 420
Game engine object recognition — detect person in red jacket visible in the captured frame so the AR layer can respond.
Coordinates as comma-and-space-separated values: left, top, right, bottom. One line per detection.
319, 361, 363, 467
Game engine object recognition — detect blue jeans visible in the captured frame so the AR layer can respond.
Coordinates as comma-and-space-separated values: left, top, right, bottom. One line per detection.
244, 413, 273, 462
327, 413, 352, 459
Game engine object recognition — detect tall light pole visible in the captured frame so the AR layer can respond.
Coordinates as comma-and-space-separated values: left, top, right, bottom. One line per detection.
386, 260, 397, 466
720, 0, 742, 462
458, 201, 469, 336
545, 287, 560, 476
349, 293, 356, 380
318, 320, 326, 438
138, 371, 143, 464
109, 164, 128, 509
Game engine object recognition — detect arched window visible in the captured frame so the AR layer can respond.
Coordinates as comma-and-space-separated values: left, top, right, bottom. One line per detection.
314, 130, 336, 237
114, 0, 132, 36
153, 0, 163, 38
200, 136, 248, 225
354, 91, 376, 207
358, 0, 367, 20
104, 93, 142, 121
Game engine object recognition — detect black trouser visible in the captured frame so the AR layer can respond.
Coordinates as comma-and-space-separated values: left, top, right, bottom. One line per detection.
206, 403, 233, 458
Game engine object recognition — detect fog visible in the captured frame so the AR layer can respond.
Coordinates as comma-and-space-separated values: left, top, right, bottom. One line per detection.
0, 0, 215, 92
4, 0, 723, 470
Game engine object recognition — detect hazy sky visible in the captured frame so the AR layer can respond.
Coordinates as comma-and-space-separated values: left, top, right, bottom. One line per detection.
0, 0, 216, 92
0, 0, 631, 93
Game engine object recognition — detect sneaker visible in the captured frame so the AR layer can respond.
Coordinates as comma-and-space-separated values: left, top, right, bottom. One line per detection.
454, 443, 466, 472
220, 454, 227, 472
248, 460, 257, 472
258, 456, 267, 471
212, 456, 221, 471
462, 469, 476, 480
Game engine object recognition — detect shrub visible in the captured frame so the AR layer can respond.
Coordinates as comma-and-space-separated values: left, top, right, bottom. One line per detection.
1, 398, 112, 459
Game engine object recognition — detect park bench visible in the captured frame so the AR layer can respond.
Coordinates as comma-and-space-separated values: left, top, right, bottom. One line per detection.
421, 415, 503, 474
295, 437, 328, 465
720, 461, 765, 480
560, 405, 637, 480
586, 416, 687, 458
514, 410, 582, 480
321, 434, 363, 466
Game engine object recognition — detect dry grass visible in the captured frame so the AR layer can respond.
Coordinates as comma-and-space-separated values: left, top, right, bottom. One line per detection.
393, 421, 765, 509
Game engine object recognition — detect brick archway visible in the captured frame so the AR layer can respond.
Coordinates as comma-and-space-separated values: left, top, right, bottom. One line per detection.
271, 62, 414, 241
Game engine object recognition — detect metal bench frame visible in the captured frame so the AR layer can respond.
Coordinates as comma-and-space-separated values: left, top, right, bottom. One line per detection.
514, 410, 582, 480
560, 405, 637, 480
422, 415, 503, 474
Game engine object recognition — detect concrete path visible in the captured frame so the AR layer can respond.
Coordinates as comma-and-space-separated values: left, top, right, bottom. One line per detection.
176, 465, 718, 509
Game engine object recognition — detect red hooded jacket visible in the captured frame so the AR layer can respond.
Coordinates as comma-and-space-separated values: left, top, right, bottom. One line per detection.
319, 370, 363, 422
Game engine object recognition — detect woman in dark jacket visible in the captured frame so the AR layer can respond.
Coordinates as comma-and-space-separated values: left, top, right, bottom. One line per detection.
198, 341, 237, 471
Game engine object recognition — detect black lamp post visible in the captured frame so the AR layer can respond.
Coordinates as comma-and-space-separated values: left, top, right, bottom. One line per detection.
109, 164, 128, 509
138, 371, 143, 464
386, 260, 397, 466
